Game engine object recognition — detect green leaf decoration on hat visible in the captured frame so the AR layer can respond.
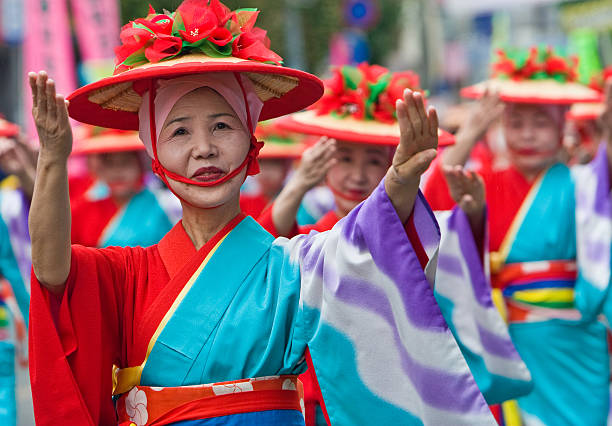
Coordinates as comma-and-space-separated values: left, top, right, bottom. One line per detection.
114, 0, 283, 75
492, 46, 579, 82
313, 63, 425, 124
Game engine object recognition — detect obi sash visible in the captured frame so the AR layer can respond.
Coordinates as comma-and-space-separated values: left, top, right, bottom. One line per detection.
116, 375, 304, 425
489, 164, 578, 317
494, 260, 582, 323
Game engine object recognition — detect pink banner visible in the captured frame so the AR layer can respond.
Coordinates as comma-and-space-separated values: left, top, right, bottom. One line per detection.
70, 0, 119, 62
24, 0, 76, 138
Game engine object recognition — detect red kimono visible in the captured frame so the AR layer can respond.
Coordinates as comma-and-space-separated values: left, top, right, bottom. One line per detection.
239, 193, 270, 219
29, 216, 243, 424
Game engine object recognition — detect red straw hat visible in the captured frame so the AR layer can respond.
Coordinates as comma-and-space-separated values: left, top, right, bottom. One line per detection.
0, 118, 19, 138
71, 126, 145, 155
66, 0, 323, 130
254, 120, 305, 159
277, 63, 455, 147
567, 66, 612, 121
461, 46, 602, 105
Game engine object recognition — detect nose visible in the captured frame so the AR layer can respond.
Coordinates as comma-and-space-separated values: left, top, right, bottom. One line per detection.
520, 123, 535, 141
348, 161, 368, 185
191, 131, 218, 160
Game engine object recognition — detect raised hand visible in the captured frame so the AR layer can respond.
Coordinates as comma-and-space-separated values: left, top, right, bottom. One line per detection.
292, 136, 337, 192
443, 88, 504, 168
269, 137, 336, 236
0, 135, 38, 198
458, 88, 504, 145
28, 71, 72, 162
385, 89, 438, 221
442, 165, 485, 218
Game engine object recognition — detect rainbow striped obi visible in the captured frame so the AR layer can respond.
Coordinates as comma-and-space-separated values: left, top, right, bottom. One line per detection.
493, 260, 581, 323
116, 375, 304, 425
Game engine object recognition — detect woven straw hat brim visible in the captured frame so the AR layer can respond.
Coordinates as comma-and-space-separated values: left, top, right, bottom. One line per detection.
461, 79, 602, 104
278, 110, 455, 147
66, 54, 324, 131
258, 142, 305, 159
568, 102, 604, 121
71, 133, 145, 155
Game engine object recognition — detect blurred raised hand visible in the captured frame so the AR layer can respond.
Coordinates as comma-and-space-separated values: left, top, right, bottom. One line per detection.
442, 164, 486, 238
444, 88, 504, 168
292, 136, 337, 192
270, 137, 336, 236
0, 134, 38, 198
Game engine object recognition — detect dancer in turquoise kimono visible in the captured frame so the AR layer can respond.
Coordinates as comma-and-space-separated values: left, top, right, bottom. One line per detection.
70, 129, 179, 248
426, 46, 608, 425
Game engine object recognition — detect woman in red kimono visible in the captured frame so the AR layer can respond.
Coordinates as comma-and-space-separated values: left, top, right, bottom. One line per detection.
26, 1, 495, 425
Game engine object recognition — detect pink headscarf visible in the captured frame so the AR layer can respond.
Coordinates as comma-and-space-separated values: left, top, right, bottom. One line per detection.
138, 73, 263, 158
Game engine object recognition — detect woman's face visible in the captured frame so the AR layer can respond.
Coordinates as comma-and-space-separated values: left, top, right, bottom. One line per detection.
327, 141, 391, 215
156, 87, 251, 209
502, 104, 562, 177
89, 151, 142, 199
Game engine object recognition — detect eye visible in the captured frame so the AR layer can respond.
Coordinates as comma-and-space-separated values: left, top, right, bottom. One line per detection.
214, 122, 231, 131
172, 127, 188, 137
369, 158, 383, 166
339, 156, 352, 163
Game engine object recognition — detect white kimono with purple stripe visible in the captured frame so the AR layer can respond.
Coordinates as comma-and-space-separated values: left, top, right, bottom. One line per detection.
434, 208, 532, 404
573, 143, 612, 323
282, 180, 495, 424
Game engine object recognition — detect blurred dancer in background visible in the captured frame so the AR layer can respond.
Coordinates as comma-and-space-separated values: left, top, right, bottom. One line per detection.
70, 128, 179, 247
425, 46, 609, 425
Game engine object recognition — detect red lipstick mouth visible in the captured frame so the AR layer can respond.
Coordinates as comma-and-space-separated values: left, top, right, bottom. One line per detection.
191, 166, 227, 182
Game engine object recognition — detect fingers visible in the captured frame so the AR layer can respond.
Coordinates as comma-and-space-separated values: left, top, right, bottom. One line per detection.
427, 107, 439, 149
46, 78, 57, 123
28, 72, 38, 107
305, 137, 336, 162
56, 94, 70, 125
403, 89, 425, 138
36, 72, 48, 119
396, 98, 414, 155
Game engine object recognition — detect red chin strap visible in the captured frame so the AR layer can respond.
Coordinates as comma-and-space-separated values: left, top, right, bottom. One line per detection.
326, 178, 369, 203
148, 73, 263, 202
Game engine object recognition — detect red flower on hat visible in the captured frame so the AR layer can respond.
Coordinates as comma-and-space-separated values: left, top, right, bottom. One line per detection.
231, 10, 282, 65
145, 34, 183, 63
376, 70, 422, 123
177, 0, 232, 45
113, 0, 284, 73
313, 64, 426, 123
492, 46, 578, 82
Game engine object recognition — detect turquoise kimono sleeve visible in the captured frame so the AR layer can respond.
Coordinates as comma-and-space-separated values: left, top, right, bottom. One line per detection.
281, 179, 496, 425
434, 207, 532, 404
